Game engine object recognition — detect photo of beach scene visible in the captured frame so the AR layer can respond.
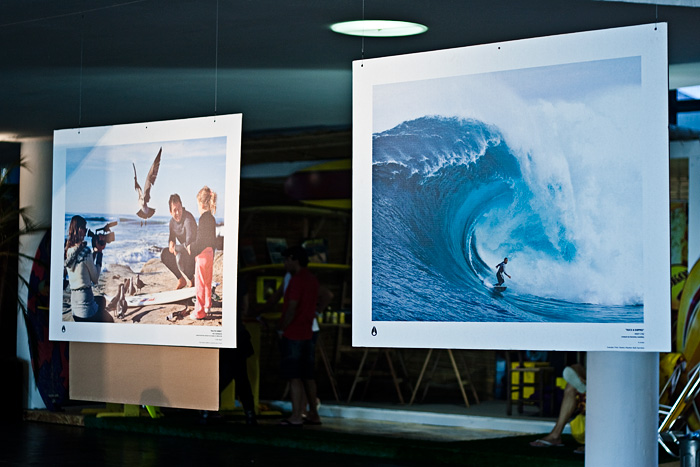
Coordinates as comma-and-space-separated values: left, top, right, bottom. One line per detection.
62, 136, 228, 326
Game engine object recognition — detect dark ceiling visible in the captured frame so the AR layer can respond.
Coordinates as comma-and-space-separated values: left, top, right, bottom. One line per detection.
2, 0, 700, 139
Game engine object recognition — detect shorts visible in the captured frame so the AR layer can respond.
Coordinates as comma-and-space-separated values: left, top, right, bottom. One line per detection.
280, 336, 316, 380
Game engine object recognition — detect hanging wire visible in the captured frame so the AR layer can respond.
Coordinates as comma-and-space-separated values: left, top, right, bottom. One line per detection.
361, 0, 365, 60
214, 0, 220, 117
655, 4, 658, 30
360, 0, 365, 66
78, 14, 84, 132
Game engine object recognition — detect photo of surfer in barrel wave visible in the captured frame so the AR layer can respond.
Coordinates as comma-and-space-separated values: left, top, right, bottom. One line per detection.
60, 136, 229, 327
370, 56, 647, 324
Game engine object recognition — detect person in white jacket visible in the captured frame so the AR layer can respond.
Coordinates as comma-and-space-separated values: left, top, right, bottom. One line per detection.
64, 215, 112, 322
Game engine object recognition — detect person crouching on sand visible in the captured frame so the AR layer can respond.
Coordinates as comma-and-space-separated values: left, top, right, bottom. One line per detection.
64, 215, 113, 322
161, 193, 197, 290
187, 186, 218, 320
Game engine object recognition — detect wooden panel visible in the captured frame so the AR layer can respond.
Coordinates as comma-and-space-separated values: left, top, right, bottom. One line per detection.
69, 342, 219, 410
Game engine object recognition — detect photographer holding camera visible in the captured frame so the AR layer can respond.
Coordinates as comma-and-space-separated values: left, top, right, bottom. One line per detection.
64, 215, 113, 322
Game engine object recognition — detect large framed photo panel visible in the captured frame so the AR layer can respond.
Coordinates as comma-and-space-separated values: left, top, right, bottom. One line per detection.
353, 24, 670, 351
50, 115, 242, 348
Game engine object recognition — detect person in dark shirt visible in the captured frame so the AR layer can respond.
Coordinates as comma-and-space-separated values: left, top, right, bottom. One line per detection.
160, 193, 197, 290
188, 186, 218, 319
217, 275, 256, 424
278, 246, 321, 426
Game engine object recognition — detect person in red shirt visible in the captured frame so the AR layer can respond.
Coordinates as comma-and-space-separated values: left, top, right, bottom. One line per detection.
278, 246, 320, 426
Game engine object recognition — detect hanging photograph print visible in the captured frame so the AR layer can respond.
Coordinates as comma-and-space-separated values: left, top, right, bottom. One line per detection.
49, 115, 242, 348
352, 24, 670, 351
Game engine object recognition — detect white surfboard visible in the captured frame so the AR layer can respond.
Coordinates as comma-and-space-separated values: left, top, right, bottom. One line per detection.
125, 287, 196, 308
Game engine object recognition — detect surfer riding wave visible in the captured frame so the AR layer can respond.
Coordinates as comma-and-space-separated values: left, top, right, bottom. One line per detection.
495, 258, 511, 287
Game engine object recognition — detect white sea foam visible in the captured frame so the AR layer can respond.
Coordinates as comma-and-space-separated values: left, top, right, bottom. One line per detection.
474, 85, 645, 306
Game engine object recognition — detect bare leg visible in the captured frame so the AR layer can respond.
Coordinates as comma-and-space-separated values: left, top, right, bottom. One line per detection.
287, 378, 305, 424
533, 383, 579, 445
300, 392, 308, 416
303, 379, 321, 423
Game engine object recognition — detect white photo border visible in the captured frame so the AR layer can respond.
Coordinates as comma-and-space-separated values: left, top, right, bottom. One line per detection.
49, 114, 242, 348
352, 24, 670, 351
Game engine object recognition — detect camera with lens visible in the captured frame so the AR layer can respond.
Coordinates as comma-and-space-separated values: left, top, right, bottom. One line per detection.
87, 221, 117, 249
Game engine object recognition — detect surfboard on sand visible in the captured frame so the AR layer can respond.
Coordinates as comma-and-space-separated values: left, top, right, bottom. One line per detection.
124, 287, 196, 308
493, 286, 507, 292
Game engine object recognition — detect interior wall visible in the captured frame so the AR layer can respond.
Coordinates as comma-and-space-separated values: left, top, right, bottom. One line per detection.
17, 138, 52, 409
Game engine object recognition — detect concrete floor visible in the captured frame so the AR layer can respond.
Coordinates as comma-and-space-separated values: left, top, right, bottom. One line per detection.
272, 399, 679, 465
20, 399, 678, 466
270, 399, 563, 441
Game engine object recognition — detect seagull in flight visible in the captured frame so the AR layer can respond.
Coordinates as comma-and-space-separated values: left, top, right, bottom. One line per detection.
133, 147, 161, 221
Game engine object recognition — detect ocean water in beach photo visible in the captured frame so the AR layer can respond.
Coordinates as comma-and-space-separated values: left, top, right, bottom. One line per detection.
65, 213, 224, 274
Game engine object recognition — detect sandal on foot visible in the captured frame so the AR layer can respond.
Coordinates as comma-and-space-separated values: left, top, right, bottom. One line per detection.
278, 419, 303, 427
530, 439, 564, 447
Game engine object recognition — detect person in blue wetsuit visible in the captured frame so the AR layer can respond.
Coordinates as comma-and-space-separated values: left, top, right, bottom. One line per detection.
495, 257, 511, 286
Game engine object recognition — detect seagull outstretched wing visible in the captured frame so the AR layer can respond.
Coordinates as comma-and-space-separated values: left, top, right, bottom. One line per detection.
143, 147, 161, 203
133, 147, 162, 220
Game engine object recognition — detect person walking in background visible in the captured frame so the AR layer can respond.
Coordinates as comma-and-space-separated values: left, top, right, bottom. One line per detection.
278, 246, 321, 427
265, 256, 334, 422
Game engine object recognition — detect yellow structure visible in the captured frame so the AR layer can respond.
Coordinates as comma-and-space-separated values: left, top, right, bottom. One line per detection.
510, 361, 551, 400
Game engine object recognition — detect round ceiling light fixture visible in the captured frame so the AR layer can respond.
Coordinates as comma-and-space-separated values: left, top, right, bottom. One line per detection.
330, 20, 428, 38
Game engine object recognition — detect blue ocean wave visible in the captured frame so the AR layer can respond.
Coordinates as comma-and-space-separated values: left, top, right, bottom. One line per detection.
66, 214, 174, 273
371, 116, 642, 323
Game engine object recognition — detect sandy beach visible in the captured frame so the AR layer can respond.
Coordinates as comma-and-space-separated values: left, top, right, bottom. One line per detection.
63, 251, 224, 326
